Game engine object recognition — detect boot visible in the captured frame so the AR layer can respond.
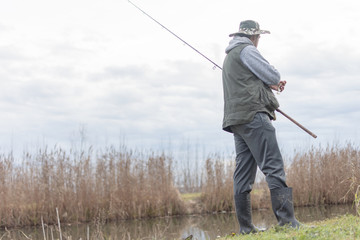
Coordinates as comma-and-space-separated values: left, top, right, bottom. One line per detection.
270, 187, 300, 228
234, 192, 263, 234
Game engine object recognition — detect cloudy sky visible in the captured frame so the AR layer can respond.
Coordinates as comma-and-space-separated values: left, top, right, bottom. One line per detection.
1, 0, 359, 158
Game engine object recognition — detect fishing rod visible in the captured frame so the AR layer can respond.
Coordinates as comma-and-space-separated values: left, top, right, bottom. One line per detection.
128, 0, 317, 139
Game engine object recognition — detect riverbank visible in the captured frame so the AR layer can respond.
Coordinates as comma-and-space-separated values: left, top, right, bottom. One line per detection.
0, 205, 357, 239
220, 214, 360, 240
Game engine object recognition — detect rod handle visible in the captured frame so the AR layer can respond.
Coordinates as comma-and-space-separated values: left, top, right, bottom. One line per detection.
276, 108, 317, 138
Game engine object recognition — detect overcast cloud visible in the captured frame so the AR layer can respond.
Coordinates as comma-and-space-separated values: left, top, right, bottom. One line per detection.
1, 0, 359, 159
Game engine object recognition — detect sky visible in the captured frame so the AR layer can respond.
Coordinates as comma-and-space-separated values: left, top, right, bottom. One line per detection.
1, 0, 360, 159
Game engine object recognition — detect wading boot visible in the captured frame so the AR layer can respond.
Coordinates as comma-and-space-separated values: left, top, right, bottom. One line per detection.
270, 187, 300, 228
234, 192, 264, 234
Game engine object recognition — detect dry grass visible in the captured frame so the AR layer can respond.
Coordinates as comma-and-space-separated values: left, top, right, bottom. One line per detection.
0, 146, 185, 228
200, 155, 269, 213
200, 156, 234, 213
286, 143, 360, 206
0, 143, 359, 229
200, 143, 360, 213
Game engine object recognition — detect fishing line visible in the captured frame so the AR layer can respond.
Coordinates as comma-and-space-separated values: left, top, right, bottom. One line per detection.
128, 0, 222, 70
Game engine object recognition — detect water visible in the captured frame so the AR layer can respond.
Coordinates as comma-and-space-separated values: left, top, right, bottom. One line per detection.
1, 204, 356, 240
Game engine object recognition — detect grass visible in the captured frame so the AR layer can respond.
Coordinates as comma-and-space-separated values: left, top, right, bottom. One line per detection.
286, 143, 360, 206
181, 192, 202, 202
200, 143, 360, 213
0, 143, 359, 230
0, 146, 186, 227
221, 214, 360, 240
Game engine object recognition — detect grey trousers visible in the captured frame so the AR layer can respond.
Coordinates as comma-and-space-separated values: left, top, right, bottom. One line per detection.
231, 112, 287, 195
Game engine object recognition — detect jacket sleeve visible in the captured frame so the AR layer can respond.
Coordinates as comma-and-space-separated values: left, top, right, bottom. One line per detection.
239, 45, 280, 86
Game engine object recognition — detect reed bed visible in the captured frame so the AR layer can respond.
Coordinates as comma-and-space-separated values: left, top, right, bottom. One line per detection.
0, 146, 185, 228
200, 143, 360, 212
200, 156, 269, 212
286, 143, 360, 206
0, 143, 359, 229
200, 156, 235, 212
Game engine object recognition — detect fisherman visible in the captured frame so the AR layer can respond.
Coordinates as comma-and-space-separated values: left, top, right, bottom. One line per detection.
222, 20, 300, 234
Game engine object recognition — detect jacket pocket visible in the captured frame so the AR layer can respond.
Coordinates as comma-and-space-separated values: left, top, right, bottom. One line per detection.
259, 85, 279, 111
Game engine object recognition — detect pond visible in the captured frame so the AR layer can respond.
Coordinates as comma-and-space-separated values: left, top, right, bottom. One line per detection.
1, 204, 357, 239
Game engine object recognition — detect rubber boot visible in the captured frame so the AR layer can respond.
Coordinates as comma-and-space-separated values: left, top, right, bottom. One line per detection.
270, 187, 300, 228
234, 192, 263, 234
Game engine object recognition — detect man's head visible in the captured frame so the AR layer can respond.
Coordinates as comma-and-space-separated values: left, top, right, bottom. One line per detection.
229, 20, 270, 37
229, 20, 269, 47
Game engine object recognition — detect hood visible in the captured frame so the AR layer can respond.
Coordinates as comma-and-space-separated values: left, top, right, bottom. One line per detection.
225, 36, 253, 54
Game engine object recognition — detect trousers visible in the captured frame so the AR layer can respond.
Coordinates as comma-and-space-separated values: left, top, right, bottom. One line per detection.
231, 112, 287, 195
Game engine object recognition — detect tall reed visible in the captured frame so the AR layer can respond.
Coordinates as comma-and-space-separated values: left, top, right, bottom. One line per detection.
200, 155, 235, 212
286, 143, 360, 206
199, 143, 360, 213
0, 143, 359, 229
0, 146, 185, 228
200, 155, 269, 213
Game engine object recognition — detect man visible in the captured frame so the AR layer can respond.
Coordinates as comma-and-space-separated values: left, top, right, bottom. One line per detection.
222, 20, 300, 234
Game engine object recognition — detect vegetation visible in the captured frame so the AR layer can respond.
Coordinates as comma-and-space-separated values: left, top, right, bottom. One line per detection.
0, 146, 185, 227
0, 142, 359, 231
200, 156, 235, 212
200, 143, 360, 212
221, 214, 360, 240
180, 192, 202, 202
287, 143, 360, 207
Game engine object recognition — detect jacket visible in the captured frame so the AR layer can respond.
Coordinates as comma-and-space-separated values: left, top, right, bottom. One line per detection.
222, 40, 279, 133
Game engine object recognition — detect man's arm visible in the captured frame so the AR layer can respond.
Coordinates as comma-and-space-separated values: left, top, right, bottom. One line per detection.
240, 45, 280, 86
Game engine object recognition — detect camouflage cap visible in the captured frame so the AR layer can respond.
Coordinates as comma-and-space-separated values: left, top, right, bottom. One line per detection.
229, 20, 270, 37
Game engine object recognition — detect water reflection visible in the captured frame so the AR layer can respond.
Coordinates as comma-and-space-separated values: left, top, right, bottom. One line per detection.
1, 204, 356, 240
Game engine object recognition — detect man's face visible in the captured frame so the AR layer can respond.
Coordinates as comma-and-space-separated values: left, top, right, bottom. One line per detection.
251, 35, 260, 48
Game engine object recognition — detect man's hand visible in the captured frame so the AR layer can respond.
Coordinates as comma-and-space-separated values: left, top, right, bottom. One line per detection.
270, 80, 287, 92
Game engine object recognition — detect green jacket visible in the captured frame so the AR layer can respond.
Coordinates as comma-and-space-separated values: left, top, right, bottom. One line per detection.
222, 43, 279, 133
